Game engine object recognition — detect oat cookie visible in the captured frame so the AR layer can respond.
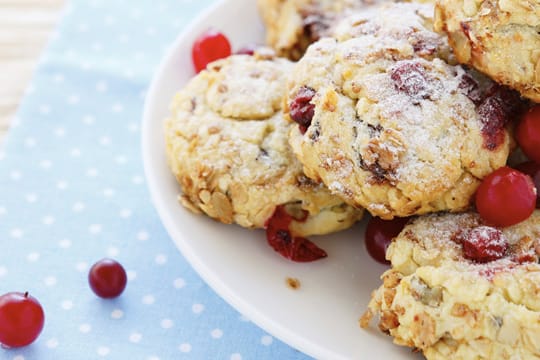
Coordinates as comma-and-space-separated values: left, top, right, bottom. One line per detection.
434, 0, 540, 102
361, 211, 540, 359
257, 0, 378, 60
164, 52, 363, 236
331, 1, 452, 63
285, 2, 524, 219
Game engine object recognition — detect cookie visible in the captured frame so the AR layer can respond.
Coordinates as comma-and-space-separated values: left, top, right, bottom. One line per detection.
256, 0, 378, 60
331, 1, 452, 63
285, 2, 524, 219
434, 0, 540, 102
361, 211, 540, 359
164, 51, 363, 236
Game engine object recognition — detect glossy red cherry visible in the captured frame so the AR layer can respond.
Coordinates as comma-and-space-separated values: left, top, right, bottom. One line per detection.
516, 105, 540, 163
365, 216, 409, 264
191, 29, 232, 73
514, 161, 540, 208
88, 258, 127, 298
475, 166, 536, 227
0, 292, 45, 348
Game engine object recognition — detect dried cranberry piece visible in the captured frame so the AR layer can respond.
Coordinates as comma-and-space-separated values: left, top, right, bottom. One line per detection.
458, 226, 508, 263
265, 205, 327, 262
289, 86, 316, 134
458, 73, 483, 105
512, 253, 537, 264
477, 85, 524, 150
390, 61, 430, 103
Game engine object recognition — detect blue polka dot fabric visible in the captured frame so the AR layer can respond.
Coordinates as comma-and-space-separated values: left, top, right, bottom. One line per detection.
0, 0, 310, 359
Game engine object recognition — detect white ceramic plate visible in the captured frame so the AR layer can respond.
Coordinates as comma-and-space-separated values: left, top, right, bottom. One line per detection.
142, 0, 421, 358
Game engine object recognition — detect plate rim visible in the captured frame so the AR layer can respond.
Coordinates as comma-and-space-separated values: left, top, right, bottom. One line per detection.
141, 1, 334, 358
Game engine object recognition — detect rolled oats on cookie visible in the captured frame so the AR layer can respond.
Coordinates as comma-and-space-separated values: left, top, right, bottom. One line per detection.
164, 51, 363, 240
257, 0, 382, 60
362, 211, 540, 359
285, 2, 526, 219
434, 0, 540, 102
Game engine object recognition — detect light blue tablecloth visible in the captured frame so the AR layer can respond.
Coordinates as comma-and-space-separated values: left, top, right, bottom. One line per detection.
0, 1, 310, 358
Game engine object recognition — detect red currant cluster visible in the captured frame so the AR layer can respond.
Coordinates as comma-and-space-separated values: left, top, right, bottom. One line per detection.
0, 258, 126, 348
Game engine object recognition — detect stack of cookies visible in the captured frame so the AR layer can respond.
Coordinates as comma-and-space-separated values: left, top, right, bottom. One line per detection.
164, 0, 540, 358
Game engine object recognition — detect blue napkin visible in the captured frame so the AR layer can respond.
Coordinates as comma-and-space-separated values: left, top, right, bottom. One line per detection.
0, 0, 310, 358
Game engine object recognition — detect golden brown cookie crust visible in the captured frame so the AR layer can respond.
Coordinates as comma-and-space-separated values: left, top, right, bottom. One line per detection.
285, 2, 519, 219
434, 0, 540, 102
362, 211, 540, 359
164, 52, 363, 235
256, 0, 382, 60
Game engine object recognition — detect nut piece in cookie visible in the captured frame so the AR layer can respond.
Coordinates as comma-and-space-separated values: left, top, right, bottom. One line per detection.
164, 51, 363, 243
434, 0, 540, 102
362, 210, 540, 359
285, 2, 526, 219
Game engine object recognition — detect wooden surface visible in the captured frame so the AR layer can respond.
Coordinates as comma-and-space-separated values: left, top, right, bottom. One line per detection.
0, 0, 65, 144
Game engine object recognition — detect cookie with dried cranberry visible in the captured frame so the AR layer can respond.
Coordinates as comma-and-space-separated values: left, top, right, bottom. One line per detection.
285, 2, 524, 219
331, 1, 454, 63
361, 210, 540, 359
164, 51, 363, 236
434, 0, 540, 102
256, 0, 378, 61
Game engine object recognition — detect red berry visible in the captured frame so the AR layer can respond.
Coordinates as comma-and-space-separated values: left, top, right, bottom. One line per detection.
0, 292, 45, 348
88, 258, 127, 298
390, 60, 430, 103
459, 226, 508, 263
475, 166, 536, 227
514, 161, 540, 208
365, 216, 409, 264
516, 105, 540, 163
191, 29, 231, 73
477, 85, 523, 150
289, 86, 316, 134
265, 205, 327, 262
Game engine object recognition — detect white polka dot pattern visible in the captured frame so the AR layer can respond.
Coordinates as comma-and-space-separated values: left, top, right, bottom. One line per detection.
0, 0, 310, 359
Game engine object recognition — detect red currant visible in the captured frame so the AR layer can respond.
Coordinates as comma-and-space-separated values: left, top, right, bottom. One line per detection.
514, 161, 540, 208
475, 166, 536, 227
365, 216, 409, 264
0, 292, 45, 348
516, 105, 540, 163
88, 258, 127, 298
459, 226, 508, 263
191, 29, 232, 73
